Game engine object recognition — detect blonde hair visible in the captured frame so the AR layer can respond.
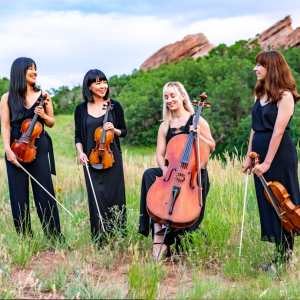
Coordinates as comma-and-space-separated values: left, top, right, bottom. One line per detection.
162, 81, 194, 135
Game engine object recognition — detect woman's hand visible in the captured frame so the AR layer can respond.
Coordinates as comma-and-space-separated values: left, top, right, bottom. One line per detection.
79, 151, 89, 166
252, 162, 270, 177
242, 157, 252, 174
34, 106, 47, 120
162, 165, 168, 175
103, 122, 114, 131
6, 149, 19, 167
189, 124, 200, 137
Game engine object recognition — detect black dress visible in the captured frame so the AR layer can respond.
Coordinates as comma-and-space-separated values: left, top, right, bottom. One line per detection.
5, 92, 61, 237
139, 115, 210, 248
251, 100, 300, 243
84, 112, 126, 241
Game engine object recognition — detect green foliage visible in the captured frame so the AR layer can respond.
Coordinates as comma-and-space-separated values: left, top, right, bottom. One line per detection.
49, 85, 83, 114
0, 77, 9, 96
127, 246, 165, 299
1, 41, 300, 155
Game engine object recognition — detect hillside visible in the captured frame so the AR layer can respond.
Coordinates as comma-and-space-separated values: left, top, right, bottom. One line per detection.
1, 41, 300, 155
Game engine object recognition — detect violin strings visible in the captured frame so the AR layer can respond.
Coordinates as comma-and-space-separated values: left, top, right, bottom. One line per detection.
259, 177, 283, 216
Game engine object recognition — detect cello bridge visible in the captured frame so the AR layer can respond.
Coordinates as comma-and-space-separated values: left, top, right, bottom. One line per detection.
175, 173, 185, 182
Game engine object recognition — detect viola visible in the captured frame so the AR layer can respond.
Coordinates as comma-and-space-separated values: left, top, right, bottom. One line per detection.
11, 94, 49, 163
250, 151, 300, 235
146, 93, 210, 230
89, 100, 114, 170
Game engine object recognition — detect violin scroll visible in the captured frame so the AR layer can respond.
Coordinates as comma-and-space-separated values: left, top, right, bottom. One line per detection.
249, 151, 260, 165
37, 94, 49, 105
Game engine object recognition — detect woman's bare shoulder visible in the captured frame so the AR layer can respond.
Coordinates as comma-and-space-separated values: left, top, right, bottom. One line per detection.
1, 92, 9, 103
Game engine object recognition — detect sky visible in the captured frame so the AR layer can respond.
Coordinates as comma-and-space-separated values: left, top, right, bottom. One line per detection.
0, 0, 300, 91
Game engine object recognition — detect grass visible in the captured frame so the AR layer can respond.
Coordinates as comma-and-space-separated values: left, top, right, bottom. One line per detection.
1, 115, 300, 298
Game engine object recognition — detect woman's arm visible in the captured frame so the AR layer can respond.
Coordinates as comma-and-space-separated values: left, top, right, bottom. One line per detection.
0, 93, 19, 166
76, 142, 89, 166
156, 122, 168, 174
191, 116, 216, 153
34, 91, 55, 128
198, 117, 216, 153
252, 92, 294, 177
242, 129, 255, 174
74, 105, 88, 166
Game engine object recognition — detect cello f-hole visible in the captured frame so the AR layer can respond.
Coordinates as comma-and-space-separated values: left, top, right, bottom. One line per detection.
163, 168, 176, 182
188, 172, 195, 189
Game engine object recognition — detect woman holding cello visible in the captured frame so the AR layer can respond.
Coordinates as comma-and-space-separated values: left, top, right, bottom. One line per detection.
0, 57, 63, 239
139, 81, 215, 260
75, 69, 127, 244
242, 50, 300, 267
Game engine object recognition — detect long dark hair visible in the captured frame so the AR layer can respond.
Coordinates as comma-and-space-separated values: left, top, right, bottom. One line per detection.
82, 69, 110, 103
255, 50, 300, 103
8, 57, 40, 121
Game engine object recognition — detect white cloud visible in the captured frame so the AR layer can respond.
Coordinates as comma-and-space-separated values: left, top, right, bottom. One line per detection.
0, 10, 299, 90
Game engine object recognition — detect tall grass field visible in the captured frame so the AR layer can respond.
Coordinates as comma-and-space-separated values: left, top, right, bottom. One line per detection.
1, 115, 300, 299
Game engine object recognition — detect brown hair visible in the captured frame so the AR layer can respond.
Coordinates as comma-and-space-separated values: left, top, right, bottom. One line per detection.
254, 50, 300, 103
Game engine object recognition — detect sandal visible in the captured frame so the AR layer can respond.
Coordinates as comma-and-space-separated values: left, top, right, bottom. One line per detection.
153, 243, 169, 261
155, 227, 171, 236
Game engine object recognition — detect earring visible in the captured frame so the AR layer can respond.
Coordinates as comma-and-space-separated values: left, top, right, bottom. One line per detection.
183, 101, 186, 107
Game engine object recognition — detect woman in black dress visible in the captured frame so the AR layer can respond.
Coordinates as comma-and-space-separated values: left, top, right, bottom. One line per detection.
242, 50, 300, 266
0, 57, 62, 239
139, 82, 216, 260
75, 69, 126, 243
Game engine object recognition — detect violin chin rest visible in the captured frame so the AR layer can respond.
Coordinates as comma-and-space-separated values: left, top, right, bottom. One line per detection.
91, 164, 104, 170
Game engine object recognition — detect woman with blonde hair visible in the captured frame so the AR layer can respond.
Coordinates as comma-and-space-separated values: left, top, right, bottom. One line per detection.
139, 82, 215, 260
242, 50, 300, 268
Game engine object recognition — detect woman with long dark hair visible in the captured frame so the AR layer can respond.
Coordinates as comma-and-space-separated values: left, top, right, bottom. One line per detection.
0, 57, 62, 239
139, 82, 215, 260
242, 50, 300, 267
75, 69, 126, 243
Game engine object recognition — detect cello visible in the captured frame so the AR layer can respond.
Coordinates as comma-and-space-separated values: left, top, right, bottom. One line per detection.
146, 93, 211, 258
250, 151, 300, 235
89, 100, 115, 170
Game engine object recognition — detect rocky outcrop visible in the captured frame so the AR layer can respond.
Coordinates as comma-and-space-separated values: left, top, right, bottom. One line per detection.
252, 15, 300, 50
140, 15, 300, 71
140, 33, 215, 71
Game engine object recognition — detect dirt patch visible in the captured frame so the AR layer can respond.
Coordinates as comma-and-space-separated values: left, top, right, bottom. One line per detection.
8, 250, 230, 299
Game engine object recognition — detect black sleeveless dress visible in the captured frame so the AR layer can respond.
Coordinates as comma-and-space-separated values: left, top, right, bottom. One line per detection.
84, 111, 126, 241
251, 100, 300, 243
5, 92, 61, 236
139, 115, 210, 247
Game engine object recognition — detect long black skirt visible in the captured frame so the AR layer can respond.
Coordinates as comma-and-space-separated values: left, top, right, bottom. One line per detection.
139, 167, 210, 247
252, 131, 300, 243
83, 143, 126, 242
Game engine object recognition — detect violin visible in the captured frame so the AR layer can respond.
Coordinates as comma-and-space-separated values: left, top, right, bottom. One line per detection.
11, 94, 49, 163
89, 100, 114, 170
146, 93, 210, 230
250, 151, 300, 235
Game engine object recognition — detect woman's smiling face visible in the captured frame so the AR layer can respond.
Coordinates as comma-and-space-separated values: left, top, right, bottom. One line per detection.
25, 63, 37, 85
253, 63, 267, 81
164, 87, 185, 111
89, 79, 108, 98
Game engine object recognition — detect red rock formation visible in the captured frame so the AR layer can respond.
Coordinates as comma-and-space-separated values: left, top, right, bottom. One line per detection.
140, 33, 215, 71
278, 27, 300, 48
252, 15, 300, 50
140, 15, 300, 71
